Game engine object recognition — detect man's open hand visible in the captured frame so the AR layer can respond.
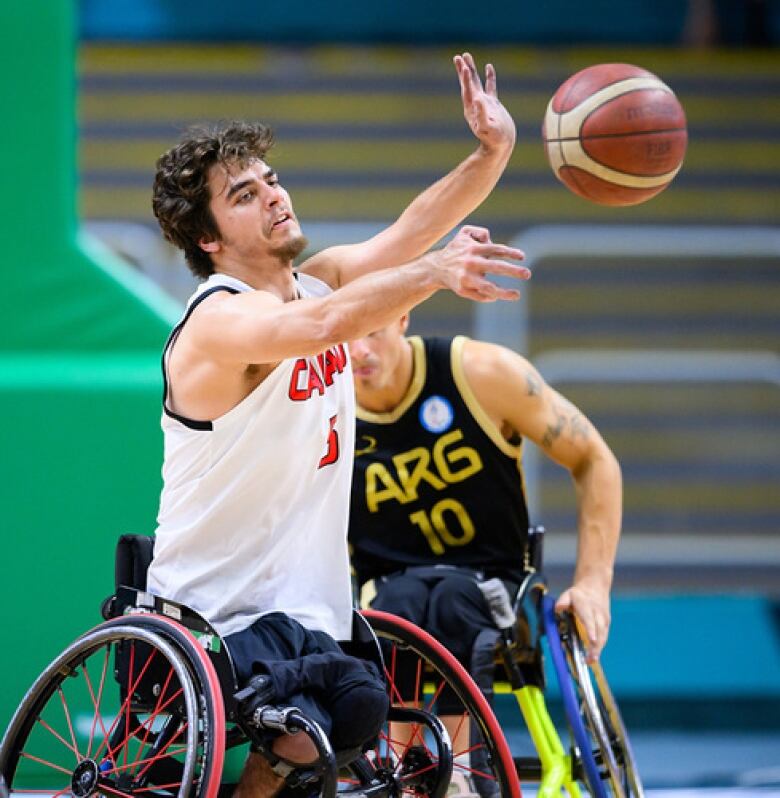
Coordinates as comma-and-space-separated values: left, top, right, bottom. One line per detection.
454, 52, 516, 155
429, 226, 529, 302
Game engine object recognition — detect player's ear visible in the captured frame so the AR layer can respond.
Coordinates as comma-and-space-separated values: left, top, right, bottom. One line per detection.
198, 235, 221, 254
399, 314, 410, 334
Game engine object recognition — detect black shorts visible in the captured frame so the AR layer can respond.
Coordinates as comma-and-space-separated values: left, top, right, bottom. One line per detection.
225, 612, 388, 752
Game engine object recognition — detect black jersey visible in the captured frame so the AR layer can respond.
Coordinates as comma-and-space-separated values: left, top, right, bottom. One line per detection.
349, 336, 530, 585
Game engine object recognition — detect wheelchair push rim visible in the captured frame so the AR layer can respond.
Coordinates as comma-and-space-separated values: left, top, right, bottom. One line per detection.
542, 596, 644, 798
0, 621, 221, 798
362, 609, 520, 798
564, 618, 643, 798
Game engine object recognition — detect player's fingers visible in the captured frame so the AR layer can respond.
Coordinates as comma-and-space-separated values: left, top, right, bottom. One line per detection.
454, 282, 491, 303
474, 258, 532, 281
469, 281, 521, 303
485, 62, 497, 96
574, 610, 601, 663
463, 52, 483, 94
594, 612, 610, 656
555, 593, 572, 612
490, 285, 522, 301
472, 242, 525, 261
453, 55, 473, 105
455, 54, 475, 106
460, 225, 491, 243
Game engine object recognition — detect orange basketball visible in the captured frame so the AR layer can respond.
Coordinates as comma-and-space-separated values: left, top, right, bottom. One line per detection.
542, 63, 688, 206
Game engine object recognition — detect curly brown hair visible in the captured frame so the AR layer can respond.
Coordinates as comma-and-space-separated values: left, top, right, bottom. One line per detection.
152, 121, 275, 279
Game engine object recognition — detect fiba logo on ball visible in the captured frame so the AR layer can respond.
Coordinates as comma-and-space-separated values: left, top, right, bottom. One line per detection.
419, 395, 454, 434
542, 63, 688, 206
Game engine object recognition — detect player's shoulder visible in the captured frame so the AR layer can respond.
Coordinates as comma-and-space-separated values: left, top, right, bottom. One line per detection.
296, 248, 343, 289
455, 339, 545, 427
459, 337, 530, 375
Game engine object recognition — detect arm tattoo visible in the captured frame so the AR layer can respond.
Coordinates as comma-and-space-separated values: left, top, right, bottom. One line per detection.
542, 407, 565, 447
525, 371, 541, 397
541, 397, 591, 448
570, 413, 591, 441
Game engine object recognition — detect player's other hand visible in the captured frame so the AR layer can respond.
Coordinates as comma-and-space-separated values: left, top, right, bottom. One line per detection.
454, 52, 516, 155
556, 583, 611, 663
429, 225, 529, 302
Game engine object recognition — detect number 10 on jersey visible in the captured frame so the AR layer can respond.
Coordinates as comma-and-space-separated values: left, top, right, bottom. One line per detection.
409, 498, 475, 554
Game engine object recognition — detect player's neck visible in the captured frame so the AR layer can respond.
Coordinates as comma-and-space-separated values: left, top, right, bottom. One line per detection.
213, 257, 297, 301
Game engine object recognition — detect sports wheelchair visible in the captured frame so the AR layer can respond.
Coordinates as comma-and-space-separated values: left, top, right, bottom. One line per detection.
0, 528, 642, 798
358, 526, 643, 798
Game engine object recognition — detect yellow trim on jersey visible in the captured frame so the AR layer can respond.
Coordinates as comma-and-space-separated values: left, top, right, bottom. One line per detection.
360, 579, 378, 609
450, 336, 529, 498
451, 336, 522, 459
356, 336, 426, 424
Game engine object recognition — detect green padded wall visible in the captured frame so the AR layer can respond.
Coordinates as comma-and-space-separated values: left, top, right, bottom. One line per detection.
0, 2, 178, 351
0, 2, 179, 731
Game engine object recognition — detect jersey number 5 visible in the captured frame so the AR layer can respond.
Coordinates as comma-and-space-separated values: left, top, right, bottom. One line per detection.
318, 414, 340, 469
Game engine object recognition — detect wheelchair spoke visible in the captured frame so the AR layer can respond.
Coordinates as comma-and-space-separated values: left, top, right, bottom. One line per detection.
94, 781, 138, 798
135, 725, 189, 781
82, 648, 111, 760
133, 782, 185, 793
105, 741, 189, 777
33, 719, 80, 761
56, 687, 81, 764
127, 668, 180, 771
91, 643, 160, 765
18, 752, 73, 777
453, 758, 498, 782
123, 643, 137, 770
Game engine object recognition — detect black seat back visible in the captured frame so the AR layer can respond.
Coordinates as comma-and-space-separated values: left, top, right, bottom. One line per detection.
115, 533, 155, 591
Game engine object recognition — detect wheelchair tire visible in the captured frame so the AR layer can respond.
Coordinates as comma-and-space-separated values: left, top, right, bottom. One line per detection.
99, 614, 227, 798
542, 596, 644, 798
363, 609, 520, 798
0, 619, 224, 798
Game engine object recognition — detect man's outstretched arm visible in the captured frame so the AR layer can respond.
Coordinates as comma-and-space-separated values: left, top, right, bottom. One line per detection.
302, 53, 516, 288
183, 228, 527, 367
461, 341, 622, 662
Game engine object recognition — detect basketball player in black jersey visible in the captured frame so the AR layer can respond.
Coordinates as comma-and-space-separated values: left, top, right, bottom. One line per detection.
348, 317, 621, 795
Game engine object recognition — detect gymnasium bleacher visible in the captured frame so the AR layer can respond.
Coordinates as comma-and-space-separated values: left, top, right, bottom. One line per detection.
78, 44, 780, 591
78, 45, 780, 232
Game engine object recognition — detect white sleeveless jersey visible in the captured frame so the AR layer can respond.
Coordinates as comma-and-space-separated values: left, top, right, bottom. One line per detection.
147, 273, 355, 640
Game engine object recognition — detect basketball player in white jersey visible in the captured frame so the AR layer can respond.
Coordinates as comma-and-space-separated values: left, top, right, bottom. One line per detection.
147, 54, 530, 797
